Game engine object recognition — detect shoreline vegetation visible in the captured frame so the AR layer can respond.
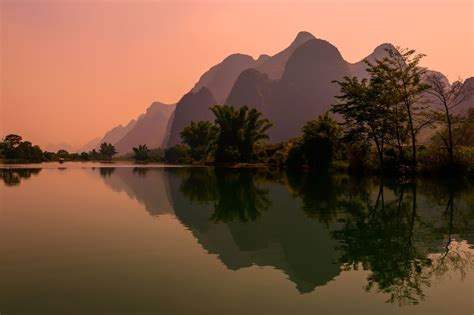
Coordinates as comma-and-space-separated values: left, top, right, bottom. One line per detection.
2, 47, 473, 179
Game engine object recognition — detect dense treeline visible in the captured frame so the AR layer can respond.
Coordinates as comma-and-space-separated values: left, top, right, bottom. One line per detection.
0, 135, 119, 163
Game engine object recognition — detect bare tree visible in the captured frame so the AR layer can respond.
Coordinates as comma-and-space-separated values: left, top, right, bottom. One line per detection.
426, 74, 473, 165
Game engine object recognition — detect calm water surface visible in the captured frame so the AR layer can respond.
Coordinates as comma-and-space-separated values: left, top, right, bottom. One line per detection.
0, 163, 473, 314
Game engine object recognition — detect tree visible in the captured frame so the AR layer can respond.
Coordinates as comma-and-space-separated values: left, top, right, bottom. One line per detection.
210, 105, 272, 162
80, 152, 90, 161
426, 74, 473, 165
132, 144, 150, 161
333, 76, 395, 170
99, 142, 117, 159
3, 134, 23, 159
3, 134, 22, 148
367, 47, 430, 169
180, 120, 218, 161
301, 114, 341, 171
16, 141, 43, 162
164, 144, 191, 164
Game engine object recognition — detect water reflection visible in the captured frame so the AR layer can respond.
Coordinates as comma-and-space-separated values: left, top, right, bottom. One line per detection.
0, 168, 41, 186
165, 168, 474, 298
1, 166, 473, 304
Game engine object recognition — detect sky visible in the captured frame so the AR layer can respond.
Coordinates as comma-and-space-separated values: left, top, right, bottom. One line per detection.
1, 0, 473, 149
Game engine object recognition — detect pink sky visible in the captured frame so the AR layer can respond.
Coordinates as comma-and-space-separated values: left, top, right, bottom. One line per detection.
1, 0, 473, 149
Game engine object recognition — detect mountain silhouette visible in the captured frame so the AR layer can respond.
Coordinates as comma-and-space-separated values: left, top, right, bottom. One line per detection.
88, 31, 472, 150
226, 37, 352, 142
255, 31, 316, 80
168, 87, 217, 146
454, 77, 474, 114
191, 54, 258, 104
115, 102, 175, 154
99, 118, 139, 148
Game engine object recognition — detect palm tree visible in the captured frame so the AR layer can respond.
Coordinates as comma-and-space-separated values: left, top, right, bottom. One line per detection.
132, 144, 150, 161
180, 121, 217, 161
210, 105, 272, 162
99, 142, 117, 160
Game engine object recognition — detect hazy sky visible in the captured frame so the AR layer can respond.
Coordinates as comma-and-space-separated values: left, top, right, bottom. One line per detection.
1, 0, 473, 148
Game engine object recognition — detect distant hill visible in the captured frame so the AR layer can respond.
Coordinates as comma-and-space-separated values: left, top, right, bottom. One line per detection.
78, 137, 101, 152
86, 102, 175, 155
114, 102, 175, 154
99, 118, 139, 148
191, 54, 258, 104
44, 142, 76, 153
255, 31, 315, 80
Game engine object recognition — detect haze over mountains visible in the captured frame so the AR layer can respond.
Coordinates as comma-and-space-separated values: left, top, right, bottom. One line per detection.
85, 31, 472, 153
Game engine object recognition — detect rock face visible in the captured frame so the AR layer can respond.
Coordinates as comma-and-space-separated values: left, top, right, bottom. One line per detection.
114, 102, 175, 154
455, 77, 474, 114
167, 87, 217, 146
226, 68, 275, 113
78, 137, 101, 152
191, 54, 257, 104
225, 38, 352, 142
255, 31, 316, 80
269, 39, 352, 141
99, 119, 139, 147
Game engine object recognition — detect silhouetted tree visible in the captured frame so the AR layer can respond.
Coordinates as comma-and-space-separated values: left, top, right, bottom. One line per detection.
180, 120, 218, 161
210, 105, 272, 162
368, 47, 430, 169
426, 75, 474, 166
132, 144, 150, 161
301, 114, 341, 171
99, 142, 117, 159
164, 144, 191, 164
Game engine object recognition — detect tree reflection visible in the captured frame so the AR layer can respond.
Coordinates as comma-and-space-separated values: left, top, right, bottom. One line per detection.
99, 167, 115, 177
211, 169, 271, 223
179, 168, 271, 223
329, 178, 474, 305
178, 168, 218, 204
0, 168, 41, 186
132, 167, 151, 177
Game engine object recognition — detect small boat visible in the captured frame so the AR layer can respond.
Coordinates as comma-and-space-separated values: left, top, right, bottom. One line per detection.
59, 158, 64, 164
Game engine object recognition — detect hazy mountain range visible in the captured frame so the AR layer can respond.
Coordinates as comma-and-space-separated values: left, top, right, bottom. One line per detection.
82, 31, 473, 154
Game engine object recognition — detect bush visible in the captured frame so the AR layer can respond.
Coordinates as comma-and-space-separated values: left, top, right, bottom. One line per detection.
164, 145, 191, 164
286, 139, 306, 170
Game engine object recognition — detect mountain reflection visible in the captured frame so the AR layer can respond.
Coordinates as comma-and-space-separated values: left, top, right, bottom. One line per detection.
85, 167, 474, 298
3, 166, 473, 302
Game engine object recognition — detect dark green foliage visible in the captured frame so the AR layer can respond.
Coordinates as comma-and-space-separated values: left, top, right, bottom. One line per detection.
164, 144, 191, 164
346, 141, 371, 175
3, 134, 22, 148
286, 139, 306, 169
300, 114, 341, 171
180, 120, 217, 161
80, 152, 90, 161
210, 105, 272, 163
99, 142, 117, 159
1, 134, 43, 162
15, 142, 43, 162
132, 144, 150, 161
